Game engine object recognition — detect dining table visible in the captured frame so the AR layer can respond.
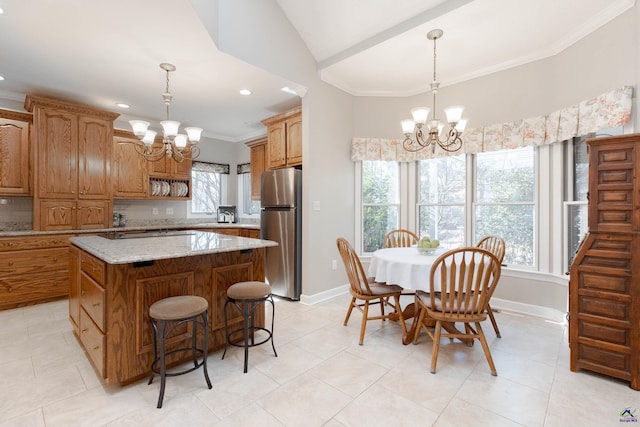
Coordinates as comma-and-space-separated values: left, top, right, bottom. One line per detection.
368, 246, 473, 345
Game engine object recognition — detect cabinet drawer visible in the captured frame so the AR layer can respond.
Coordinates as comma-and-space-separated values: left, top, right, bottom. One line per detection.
0, 248, 69, 275
0, 235, 71, 252
81, 251, 105, 285
0, 269, 68, 309
80, 308, 105, 378
80, 273, 105, 332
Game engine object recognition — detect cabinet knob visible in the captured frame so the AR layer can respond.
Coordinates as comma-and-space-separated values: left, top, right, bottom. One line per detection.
81, 290, 85, 296
82, 328, 88, 333
8, 262, 13, 266
93, 346, 100, 350
7, 242, 15, 247
7, 286, 12, 292
93, 303, 100, 307
52, 258, 58, 262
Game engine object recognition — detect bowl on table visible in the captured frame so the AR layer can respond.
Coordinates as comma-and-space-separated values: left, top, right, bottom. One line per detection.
416, 246, 438, 255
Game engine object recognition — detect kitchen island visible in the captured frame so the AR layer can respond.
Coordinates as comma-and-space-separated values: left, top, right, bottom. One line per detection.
69, 230, 277, 385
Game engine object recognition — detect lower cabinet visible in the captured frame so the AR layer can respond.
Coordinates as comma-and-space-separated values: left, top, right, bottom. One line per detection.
0, 234, 72, 310
38, 200, 111, 231
70, 245, 266, 385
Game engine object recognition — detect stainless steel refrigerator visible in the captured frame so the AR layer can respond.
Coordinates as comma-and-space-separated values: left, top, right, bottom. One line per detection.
260, 168, 302, 300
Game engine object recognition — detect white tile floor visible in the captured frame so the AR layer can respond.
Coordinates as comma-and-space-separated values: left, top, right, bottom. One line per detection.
0, 293, 638, 426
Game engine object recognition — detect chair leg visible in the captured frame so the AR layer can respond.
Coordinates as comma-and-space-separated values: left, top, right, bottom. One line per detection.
344, 297, 356, 326
475, 322, 497, 376
486, 304, 501, 338
379, 297, 385, 321
201, 312, 212, 389
359, 301, 369, 345
430, 320, 442, 374
412, 305, 426, 344
393, 295, 407, 335
157, 320, 167, 408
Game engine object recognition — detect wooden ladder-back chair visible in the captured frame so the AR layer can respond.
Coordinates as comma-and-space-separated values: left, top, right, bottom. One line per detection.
476, 235, 506, 338
383, 229, 419, 248
412, 247, 501, 375
336, 238, 407, 345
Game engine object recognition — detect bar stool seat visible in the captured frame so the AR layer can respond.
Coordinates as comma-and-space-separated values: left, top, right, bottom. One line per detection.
222, 281, 277, 373
148, 295, 212, 408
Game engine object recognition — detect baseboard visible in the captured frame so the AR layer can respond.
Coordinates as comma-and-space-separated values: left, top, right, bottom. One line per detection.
300, 284, 349, 305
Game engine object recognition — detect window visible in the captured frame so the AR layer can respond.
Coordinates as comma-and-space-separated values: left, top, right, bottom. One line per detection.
238, 170, 260, 216
190, 161, 228, 216
361, 160, 400, 252
474, 147, 536, 267
417, 154, 465, 249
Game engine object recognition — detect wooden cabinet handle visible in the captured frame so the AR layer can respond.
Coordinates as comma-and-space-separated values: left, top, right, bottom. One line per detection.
92, 303, 100, 307
8, 262, 13, 266
52, 258, 58, 262
7, 286, 12, 292
7, 242, 15, 247
82, 328, 88, 332
93, 346, 100, 350
81, 290, 85, 296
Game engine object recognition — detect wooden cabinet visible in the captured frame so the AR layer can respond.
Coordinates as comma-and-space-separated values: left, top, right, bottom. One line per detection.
0, 234, 72, 310
113, 130, 148, 198
262, 106, 302, 169
569, 133, 640, 391
245, 136, 267, 200
25, 95, 119, 230
0, 111, 31, 196
149, 139, 192, 179
70, 244, 265, 385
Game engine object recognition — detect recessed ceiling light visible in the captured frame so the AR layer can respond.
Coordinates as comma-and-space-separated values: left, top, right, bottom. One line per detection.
0, 8, 5, 15
239, 89, 252, 96
116, 103, 130, 109
0, 75, 4, 81
281, 86, 297, 95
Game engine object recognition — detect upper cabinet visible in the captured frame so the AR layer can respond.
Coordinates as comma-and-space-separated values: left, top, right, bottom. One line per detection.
25, 95, 119, 231
245, 136, 268, 200
148, 139, 192, 179
113, 130, 148, 199
261, 106, 302, 169
0, 111, 31, 196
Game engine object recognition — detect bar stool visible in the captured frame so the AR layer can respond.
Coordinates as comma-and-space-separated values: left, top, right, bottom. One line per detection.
222, 281, 277, 373
148, 295, 212, 408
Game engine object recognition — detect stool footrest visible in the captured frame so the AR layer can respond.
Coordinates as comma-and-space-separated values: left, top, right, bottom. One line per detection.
149, 347, 207, 378
226, 327, 273, 349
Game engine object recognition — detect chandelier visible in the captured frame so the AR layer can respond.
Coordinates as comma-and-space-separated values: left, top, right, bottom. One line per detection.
129, 63, 201, 162
401, 29, 467, 153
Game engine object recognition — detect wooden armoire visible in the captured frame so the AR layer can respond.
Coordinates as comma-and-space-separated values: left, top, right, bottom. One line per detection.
569, 133, 640, 390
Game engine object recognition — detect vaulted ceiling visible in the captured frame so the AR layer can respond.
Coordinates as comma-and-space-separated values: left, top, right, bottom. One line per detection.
0, 0, 633, 142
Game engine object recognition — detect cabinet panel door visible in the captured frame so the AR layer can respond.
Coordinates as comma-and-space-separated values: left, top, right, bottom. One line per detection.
172, 157, 192, 178
268, 122, 287, 169
39, 200, 76, 231
286, 115, 302, 166
0, 119, 30, 195
113, 135, 148, 198
78, 116, 111, 199
37, 109, 78, 198
77, 200, 111, 229
250, 143, 266, 200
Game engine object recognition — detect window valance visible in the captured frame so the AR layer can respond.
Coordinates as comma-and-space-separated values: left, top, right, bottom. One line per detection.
351, 85, 633, 161
237, 163, 251, 174
192, 161, 230, 174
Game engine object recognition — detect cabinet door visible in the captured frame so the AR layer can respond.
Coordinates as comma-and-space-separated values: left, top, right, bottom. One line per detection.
37, 109, 78, 198
78, 116, 112, 199
69, 245, 80, 332
285, 114, 302, 166
149, 140, 170, 177
113, 135, 148, 198
0, 119, 30, 195
172, 157, 192, 178
268, 121, 287, 169
39, 200, 76, 231
77, 200, 111, 229
250, 143, 266, 200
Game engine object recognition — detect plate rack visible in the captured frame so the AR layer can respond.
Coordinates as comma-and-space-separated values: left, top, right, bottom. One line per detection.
149, 178, 190, 199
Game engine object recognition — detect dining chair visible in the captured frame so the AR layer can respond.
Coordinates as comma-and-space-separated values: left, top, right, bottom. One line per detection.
336, 237, 407, 345
476, 235, 506, 338
412, 247, 501, 375
383, 229, 419, 248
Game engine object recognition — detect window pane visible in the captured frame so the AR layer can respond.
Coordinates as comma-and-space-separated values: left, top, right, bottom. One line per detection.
573, 137, 588, 201
191, 170, 221, 214
419, 155, 465, 203
241, 173, 261, 215
475, 204, 534, 266
567, 203, 588, 267
476, 147, 534, 202
363, 161, 399, 203
417, 205, 464, 248
363, 205, 398, 252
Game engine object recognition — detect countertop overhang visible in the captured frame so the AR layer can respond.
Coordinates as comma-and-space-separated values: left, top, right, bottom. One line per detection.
70, 230, 277, 264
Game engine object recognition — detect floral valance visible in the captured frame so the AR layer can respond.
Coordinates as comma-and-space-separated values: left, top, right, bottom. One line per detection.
237, 163, 251, 174
192, 161, 230, 174
351, 85, 634, 161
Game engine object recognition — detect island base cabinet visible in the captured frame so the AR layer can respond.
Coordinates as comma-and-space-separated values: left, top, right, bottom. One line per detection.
70, 246, 266, 386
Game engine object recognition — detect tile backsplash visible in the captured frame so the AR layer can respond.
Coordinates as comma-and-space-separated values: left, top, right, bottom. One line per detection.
0, 198, 33, 231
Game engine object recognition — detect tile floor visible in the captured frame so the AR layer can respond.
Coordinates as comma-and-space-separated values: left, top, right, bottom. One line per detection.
0, 293, 638, 426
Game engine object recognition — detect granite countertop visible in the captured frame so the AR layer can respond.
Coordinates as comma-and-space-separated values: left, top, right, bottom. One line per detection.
70, 230, 277, 264
0, 222, 259, 237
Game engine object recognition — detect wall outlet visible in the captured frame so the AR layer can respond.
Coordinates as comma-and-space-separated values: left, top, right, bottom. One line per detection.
152, 207, 158, 215
166, 207, 174, 215
331, 259, 337, 270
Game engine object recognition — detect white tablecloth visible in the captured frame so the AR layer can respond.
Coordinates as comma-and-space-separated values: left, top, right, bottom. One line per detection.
368, 247, 445, 292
